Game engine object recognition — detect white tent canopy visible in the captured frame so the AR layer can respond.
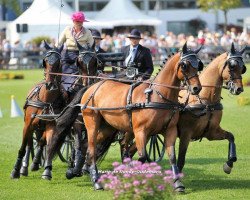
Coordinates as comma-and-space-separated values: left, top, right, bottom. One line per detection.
6, 0, 73, 44
6, 0, 161, 43
92, 0, 162, 28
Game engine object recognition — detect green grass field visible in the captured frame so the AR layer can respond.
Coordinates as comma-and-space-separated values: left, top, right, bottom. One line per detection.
0, 66, 250, 200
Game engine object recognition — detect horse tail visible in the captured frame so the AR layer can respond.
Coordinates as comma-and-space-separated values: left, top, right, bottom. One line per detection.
56, 86, 88, 133
48, 86, 89, 159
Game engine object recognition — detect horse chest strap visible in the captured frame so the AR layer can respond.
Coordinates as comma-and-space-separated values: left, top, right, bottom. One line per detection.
25, 100, 51, 109
126, 82, 142, 129
143, 102, 181, 110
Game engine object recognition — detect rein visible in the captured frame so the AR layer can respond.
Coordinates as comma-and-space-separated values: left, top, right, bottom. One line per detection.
46, 72, 186, 90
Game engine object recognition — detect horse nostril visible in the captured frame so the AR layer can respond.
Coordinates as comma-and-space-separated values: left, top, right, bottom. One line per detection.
193, 86, 200, 92
237, 87, 243, 93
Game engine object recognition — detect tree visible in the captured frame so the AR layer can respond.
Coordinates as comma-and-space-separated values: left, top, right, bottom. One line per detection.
197, 0, 241, 33
0, 0, 21, 21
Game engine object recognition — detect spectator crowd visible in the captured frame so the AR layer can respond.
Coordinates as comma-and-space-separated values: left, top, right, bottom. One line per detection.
1, 28, 250, 69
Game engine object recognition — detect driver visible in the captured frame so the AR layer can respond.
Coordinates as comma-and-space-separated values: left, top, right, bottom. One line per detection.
121, 29, 153, 80
57, 11, 94, 95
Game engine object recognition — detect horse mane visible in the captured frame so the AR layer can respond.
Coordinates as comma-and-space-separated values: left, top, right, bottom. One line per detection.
156, 52, 179, 76
205, 52, 228, 72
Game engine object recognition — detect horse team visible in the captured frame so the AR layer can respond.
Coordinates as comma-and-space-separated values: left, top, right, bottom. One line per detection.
10, 41, 247, 193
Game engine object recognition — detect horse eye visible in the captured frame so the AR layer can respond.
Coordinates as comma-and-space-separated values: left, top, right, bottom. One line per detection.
180, 61, 188, 71
229, 60, 237, 69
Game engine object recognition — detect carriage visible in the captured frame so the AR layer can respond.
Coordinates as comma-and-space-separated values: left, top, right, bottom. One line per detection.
31, 49, 166, 168
10, 41, 247, 193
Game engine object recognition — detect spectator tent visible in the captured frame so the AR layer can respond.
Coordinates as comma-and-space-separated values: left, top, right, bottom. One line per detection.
6, 0, 74, 44
6, 0, 161, 44
93, 0, 161, 28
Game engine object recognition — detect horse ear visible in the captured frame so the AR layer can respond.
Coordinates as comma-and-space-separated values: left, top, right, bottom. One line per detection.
194, 45, 203, 54
58, 44, 64, 53
239, 45, 247, 54
75, 40, 84, 51
44, 40, 52, 50
182, 42, 187, 54
231, 43, 236, 54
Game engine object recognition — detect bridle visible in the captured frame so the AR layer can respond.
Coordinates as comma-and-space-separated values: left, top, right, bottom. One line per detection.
43, 50, 62, 90
221, 53, 245, 94
77, 50, 98, 85
177, 52, 203, 89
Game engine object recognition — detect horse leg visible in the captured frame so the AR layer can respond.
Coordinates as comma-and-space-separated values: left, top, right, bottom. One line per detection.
20, 136, 33, 176
119, 132, 134, 161
81, 137, 89, 174
41, 125, 54, 180
66, 122, 85, 179
134, 130, 147, 163
177, 132, 192, 173
30, 131, 46, 171
84, 113, 103, 190
207, 127, 237, 174
11, 124, 33, 179
224, 131, 237, 174
165, 126, 185, 192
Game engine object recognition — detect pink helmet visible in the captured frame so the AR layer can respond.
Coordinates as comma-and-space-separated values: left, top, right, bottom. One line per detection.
71, 11, 89, 22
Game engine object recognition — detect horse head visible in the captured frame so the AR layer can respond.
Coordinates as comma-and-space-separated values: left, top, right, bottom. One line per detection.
221, 43, 247, 95
75, 40, 98, 86
176, 42, 203, 95
43, 40, 63, 90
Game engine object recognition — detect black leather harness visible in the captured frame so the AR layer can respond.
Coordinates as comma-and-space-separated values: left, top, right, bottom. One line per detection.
24, 83, 65, 121
79, 81, 183, 130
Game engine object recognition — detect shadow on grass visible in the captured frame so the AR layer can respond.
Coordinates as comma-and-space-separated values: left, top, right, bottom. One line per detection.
185, 178, 250, 192
180, 165, 249, 193
185, 157, 225, 165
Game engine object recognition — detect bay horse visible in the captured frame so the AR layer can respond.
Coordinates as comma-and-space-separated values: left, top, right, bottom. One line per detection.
40, 42, 98, 180
10, 41, 64, 179
10, 41, 98, 180
177, 43, 247, 175
77, 43, 202, 191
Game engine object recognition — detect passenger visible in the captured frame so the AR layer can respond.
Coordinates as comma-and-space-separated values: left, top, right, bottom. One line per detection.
121, 29, 154, 80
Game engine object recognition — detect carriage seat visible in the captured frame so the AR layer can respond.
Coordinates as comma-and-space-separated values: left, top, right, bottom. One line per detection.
97, 53, 125, 63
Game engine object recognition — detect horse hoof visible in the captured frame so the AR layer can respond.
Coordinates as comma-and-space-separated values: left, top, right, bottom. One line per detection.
66, 168, 83, 180
30, 163, 40, 171
20, 166, 28, 176
223, 162, 232, 174
66, 169, 75, 179
10, 169, 20, 179
41, 170, 52, 180
93, 182, 104, 190
174, 180, 185, 193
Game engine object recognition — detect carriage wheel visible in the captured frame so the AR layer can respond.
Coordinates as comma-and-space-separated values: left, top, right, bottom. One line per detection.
146, 134, 165, 162
58, 134, 74, 163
